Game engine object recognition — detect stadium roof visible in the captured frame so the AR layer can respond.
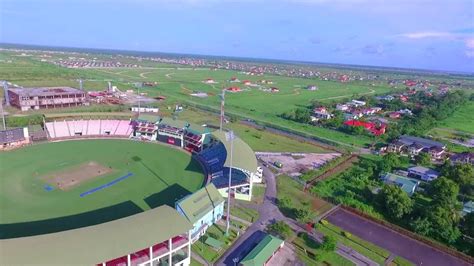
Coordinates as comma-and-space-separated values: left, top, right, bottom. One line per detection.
0, 206, 192, 265
176, 183, 224, 224
240, 234, 284, 266
212, 130, 258, 173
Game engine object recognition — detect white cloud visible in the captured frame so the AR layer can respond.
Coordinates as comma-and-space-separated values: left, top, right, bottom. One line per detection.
397, 31, 453, 39
465, 38, 474, 58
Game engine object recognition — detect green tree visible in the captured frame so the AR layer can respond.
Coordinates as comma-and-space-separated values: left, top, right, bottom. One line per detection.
378, 153, 401, 174
378, 184, 413, 219
415, 152, 432, 166
295, 206, 315, 223
320, 235, 337, 252
441, 163, 474, 195
461, 212, 474, 238
428, 177, 459, 208
266, 221, 292, 240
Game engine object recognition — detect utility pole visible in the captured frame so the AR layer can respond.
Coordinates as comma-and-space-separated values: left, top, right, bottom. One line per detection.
0, 97, 6, 130
219, 89, 225, 132
137, 86, 141, 116
225, 130, 234, 236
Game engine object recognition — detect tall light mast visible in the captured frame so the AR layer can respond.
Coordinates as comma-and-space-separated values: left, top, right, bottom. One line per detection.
219, 88, 226, 132
225, 130, 234, 236
3, 80, 10, 106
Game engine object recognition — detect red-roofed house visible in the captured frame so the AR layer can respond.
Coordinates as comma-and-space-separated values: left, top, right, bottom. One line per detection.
226, 87, 242, 92
344, 120, 387, 136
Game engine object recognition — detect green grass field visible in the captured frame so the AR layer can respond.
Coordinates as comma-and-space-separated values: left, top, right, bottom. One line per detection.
437, 101, 474, 134
0, 139, 204, 236
0, 52, 395, 147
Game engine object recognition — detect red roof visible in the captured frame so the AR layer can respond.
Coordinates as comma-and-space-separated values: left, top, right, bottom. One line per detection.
226, 87, 241, 92
344, 120, 386, 136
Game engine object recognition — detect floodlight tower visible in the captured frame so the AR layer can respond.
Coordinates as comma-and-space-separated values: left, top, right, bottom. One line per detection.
79, 79, 83, 91
225, 130, 235, 236
0, 96, 5, 130
3, 80, 10, 106
219, 88, 226, 132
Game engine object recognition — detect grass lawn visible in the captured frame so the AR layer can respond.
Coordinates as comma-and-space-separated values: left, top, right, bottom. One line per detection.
190, 258, 203, 266
178, 108, 330, 153
229, 205, 260, 223
191, 224, 239, 263
251, 184, 265, 204
437, 101, 474, 134
0, 53, 396, 148
292, 232, 354, 266
0, 139, 205, 237
277, 175, 334, 218
318, 222, 413, 266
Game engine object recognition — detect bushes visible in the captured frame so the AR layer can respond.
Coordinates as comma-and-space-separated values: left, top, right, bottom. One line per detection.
5, 114, 43, 127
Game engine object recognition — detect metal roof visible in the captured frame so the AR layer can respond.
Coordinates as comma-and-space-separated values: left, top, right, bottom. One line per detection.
176, 183, 224, 224
0, 206, 192, 265
8, 87, 85, 97
399, 135, 445, 149
211, 130, 258, 174
240, 234, 284, 266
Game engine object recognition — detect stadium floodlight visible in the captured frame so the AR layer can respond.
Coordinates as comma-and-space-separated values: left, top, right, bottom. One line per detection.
219, 89, 225, 132
0, 97, 5, 130
225, 130, 234, 236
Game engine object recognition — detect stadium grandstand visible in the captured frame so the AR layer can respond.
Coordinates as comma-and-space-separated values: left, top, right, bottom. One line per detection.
0, 206, 193, 266
0, 127, 30, 150
204, 131, 258, 201
45, 120, 133, 139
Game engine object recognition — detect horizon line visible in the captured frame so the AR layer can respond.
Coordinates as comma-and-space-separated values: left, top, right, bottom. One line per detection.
1, 42, 473, 76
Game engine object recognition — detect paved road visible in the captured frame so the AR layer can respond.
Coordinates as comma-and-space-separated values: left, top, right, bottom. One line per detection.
327, 208, 471, 266
216, 166, 377, 266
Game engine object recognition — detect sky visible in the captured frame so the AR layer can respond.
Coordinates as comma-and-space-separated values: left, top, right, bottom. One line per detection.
1, 0, 473, 73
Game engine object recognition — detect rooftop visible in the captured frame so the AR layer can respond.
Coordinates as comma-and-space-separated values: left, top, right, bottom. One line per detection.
176, 183, 225, 224
408, 166, 439, 176
212, 130, 258, 173
8, 87, 85, 97
381, 173, 419, 196
0, 206, 192, 265
398, 135, 445, 149
240, 234, 284, 266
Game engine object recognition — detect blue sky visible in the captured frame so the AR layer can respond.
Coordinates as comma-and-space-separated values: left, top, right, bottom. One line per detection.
1, 0, 473, 73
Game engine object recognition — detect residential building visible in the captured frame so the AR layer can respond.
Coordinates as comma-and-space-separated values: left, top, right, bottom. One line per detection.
175, 184, 225, 242
336, 104, 349, 111
462, 201, 473, 216
311, 107, 332, 121
380, 173, 419, 196
387, 135, 446, 159
408, 166, 440, 182
350, 100, 366, 107
450, 152, 474, 166
239, 234, 284, 266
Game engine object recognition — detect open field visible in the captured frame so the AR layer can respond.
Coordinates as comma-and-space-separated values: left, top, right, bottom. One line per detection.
0, 139, 204, 237
437, 101, 474, 134
0, 52, 396, 147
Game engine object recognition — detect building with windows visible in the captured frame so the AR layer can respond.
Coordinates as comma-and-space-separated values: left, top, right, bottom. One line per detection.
8, 87, 88, 111
175, 183, 225, 242
0, 206, 193, 266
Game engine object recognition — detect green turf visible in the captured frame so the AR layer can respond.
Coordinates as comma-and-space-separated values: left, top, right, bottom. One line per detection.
0, 139, 204, 227
438, 101, 474, 134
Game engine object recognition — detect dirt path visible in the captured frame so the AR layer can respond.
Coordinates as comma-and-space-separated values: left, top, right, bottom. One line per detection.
320, 88, 376, 101
165, 73, 175, 79
139, 71, 154, 79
